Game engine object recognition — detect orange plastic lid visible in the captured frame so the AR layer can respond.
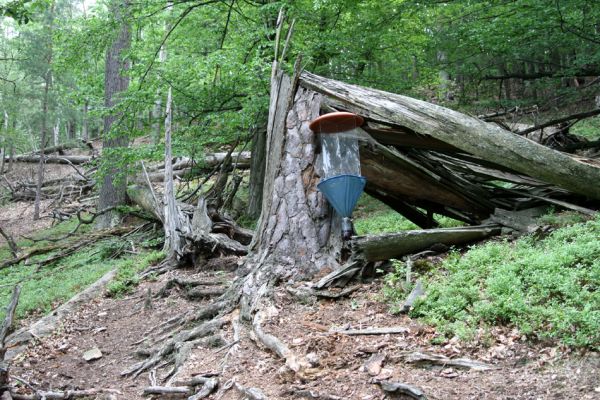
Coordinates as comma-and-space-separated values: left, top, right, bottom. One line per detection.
308, 112, 364, 133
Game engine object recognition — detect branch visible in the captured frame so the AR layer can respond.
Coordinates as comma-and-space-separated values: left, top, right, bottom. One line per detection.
0, 226, 18, 258
137, 0, 222, 89
0, 285, 20, 351
516, 109, 600, 135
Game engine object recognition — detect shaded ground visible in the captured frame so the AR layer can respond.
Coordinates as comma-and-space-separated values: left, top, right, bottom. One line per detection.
9, 265, 599, 399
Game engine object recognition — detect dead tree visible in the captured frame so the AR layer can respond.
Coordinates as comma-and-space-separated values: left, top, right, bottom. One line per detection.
163, 87, 185, 259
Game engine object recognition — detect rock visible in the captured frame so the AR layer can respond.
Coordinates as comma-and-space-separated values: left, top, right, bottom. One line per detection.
306, 352, 320, 367
83, 347, 103, 361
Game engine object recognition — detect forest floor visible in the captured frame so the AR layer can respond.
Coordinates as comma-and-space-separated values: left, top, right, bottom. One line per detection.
8, 263, 600, 400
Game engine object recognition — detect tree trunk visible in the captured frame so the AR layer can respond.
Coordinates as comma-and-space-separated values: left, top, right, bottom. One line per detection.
82, 101, 89, 141
53, 119, 59, 146
247, 126, 266, 219
0, 111, 6, 174
300, 71, 600, 200
162, 88, 185, 258
240, 64, 344, 318
97, 0, 131, 228
34, 71, 51, 221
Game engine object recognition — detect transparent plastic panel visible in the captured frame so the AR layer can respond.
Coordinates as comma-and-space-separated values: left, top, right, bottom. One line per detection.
320, 130, 361, 179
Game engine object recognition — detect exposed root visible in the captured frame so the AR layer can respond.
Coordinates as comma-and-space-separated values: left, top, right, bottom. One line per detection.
122, 318, 228, 378
252, 308, 308, 376
157, 278, 228, 300
231, 381, 268, 400
286, 284, 360, 301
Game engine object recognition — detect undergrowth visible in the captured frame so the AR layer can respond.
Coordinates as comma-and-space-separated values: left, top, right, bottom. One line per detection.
354, 195, 463, 235
384, 215, 599, 349
0, 220, 164, 321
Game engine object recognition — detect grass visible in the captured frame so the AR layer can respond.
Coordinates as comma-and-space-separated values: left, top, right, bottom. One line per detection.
354, 194, 463, 235
571, 116, 600, 140
382, 214, 600, 349
0, 220, 165, 321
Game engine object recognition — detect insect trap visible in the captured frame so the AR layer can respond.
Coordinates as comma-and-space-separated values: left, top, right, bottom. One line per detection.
309, 112, 366, 240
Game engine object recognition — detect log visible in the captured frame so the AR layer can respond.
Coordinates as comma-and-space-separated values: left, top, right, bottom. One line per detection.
148, 152, 251, 172
143, 386, 191, 396
352, 225, 501, 262
401, 351, 496, 371
8, 155, 92, 164
300, 71, 600, 200
330, 326, 409, 335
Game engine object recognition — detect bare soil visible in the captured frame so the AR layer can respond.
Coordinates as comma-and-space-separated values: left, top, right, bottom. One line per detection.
9, 265, 599, 400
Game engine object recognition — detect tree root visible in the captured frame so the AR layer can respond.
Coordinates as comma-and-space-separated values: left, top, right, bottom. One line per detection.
157, 278, 228, 300
122, 318, 228, 378
230, 381, 268, 400
252, 308, 308, 376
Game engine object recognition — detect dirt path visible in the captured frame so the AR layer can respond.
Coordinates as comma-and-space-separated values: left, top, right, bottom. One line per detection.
9, 267, 599, 399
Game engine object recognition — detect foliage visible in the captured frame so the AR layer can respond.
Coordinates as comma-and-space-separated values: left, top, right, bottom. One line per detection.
106, 250, 165, 297
571, 116, 600, 140
0, 220, 164, 321
399, 216, 600, 349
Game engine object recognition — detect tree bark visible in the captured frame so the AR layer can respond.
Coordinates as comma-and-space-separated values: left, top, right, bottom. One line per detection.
97, 0, 131, 228
352, 226, 500, 262
300, 71, 600, 200
82, 101, 89, 142
247, 126, 266, 219
240, 63, 344, 318
33, 70, 51, 221
162, 88, 185, 259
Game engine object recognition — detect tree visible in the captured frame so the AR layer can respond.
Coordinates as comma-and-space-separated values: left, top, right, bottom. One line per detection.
97, 0, 131, 227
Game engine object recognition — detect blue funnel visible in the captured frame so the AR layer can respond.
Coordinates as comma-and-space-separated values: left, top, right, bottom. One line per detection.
317, 175, 366, 218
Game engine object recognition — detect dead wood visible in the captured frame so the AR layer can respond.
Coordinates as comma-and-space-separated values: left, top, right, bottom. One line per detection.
313, 260, 365, 289
287, 285, 359, 301
122, 318, 228, 378
330, 326, 409, 336
0, 286, 20, 397
232, 382, 268, 400
397, 280, 425, 314
9, 155, 92, 164
300, 71, 600, 201
288, 388, 342, 400
10, 389, 121, 400
398, 351, 496, 371
0, 227, 18, 258
352, 225, 501, 262
516, 109, 600, 136
187, 377, 218, 399
252, 309, 307, 374
143, 386, 191, 396
377, 380, 427, 400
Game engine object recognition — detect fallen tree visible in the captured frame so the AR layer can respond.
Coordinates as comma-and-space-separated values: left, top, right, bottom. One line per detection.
300, 71, 600, 201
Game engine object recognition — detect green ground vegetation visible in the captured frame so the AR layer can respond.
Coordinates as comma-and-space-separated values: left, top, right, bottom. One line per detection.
0, 219, 164, 322
382, 213, 600, 349
354, 195, 463, 235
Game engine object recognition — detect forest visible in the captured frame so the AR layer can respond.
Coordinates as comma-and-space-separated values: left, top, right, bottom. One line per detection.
0, 0, 599, 399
